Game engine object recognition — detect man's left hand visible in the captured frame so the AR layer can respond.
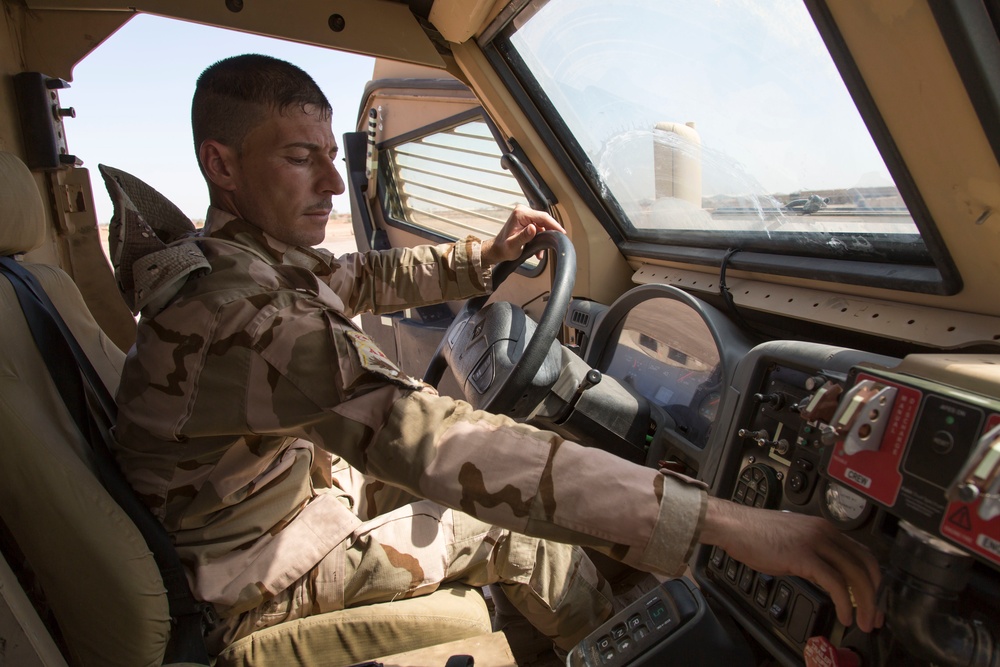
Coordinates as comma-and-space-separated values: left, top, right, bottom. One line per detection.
481, 205, 567, 266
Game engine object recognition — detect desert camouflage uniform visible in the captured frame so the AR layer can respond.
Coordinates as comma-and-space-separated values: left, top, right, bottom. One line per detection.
113, 208, 707, 652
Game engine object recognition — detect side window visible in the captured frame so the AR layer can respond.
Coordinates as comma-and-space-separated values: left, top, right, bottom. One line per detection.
380, 115, 533, 250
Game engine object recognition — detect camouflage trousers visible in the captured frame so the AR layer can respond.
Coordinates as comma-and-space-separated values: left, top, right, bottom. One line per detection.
207, 461, 616, 653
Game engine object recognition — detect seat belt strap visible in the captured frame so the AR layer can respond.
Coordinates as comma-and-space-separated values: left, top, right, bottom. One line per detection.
0, 256, 213, 665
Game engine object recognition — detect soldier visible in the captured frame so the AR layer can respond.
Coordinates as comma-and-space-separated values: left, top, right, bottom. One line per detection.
111, 54, 881, 656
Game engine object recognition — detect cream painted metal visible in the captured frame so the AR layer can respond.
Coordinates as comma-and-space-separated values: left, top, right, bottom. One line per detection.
0, 552, 69, 667
632, 265, 1000, 349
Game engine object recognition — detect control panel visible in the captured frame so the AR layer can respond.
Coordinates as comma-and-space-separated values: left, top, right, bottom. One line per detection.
573, 579, 700, 666
703, 363, 841, 656
697, 348, 1000, 667
569, 578, 752, 667
822, 366, 1000, 572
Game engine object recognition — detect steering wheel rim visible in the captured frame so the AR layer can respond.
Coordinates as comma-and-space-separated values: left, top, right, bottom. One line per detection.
422, 230, 576, 414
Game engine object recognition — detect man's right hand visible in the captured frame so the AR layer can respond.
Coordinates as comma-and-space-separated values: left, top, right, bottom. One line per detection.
481, 205, 566, 266
699, 497, 884, 633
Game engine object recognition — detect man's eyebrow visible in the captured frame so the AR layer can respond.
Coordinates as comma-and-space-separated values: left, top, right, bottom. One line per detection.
281, 141, 339, 155
282, 142, 320, 150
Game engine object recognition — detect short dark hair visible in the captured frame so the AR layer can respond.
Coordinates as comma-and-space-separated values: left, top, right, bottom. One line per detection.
191, 54, 332, 157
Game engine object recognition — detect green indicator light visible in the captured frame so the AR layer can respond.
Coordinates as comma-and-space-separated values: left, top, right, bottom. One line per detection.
945, 416, 955, 426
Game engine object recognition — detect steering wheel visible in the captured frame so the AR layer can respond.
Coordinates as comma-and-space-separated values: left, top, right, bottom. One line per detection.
422, 231, 576, 415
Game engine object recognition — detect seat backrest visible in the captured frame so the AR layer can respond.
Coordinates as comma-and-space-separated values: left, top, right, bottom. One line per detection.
0, 151, 171, 667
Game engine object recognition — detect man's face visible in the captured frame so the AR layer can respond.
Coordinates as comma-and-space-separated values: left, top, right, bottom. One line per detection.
228, 103, 345, 247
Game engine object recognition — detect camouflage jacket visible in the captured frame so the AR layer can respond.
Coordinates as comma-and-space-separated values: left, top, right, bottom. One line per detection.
114, 208, 707, 617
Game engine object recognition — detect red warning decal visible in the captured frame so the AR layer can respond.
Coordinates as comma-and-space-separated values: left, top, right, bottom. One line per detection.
947, 505, 973, 532
827, 374, 920, 507
939, 413, 1000, 567
941, 500, 1000, 567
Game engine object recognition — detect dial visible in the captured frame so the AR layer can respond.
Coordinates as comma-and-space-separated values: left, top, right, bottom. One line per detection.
821, 480, 873, 530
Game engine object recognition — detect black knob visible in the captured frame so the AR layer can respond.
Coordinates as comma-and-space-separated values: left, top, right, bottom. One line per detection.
788, 471, 807, 493
753, 392, 785, 409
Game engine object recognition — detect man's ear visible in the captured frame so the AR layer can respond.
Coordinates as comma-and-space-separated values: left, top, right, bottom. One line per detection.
199, 139, 239, 192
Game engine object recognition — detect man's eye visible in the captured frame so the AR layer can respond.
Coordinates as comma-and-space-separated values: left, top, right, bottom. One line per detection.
288, 156, 309, 165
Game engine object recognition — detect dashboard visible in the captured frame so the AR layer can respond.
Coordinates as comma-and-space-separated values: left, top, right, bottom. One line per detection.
564, 284, 1000, 667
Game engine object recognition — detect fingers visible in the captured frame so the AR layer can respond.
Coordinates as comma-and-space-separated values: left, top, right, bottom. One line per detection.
510, 224, 548, 261
508, 223, 539, 260
487, 204, 567, 265
534, 213, 566, 234
511, 205, 566, 234
512, 222, 537, 244
803, 529, 881, 632
486, 223, 535, 265
805, 557, 854, 628
825, 534, 882, 631
701, 502, 882, 633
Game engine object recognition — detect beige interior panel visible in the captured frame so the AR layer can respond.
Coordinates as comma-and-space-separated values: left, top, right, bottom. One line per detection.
634, 265, 1000, 350
16, 8, 132, 82
23, 0, 444, 68
429, 0, 497, 44
823, 0, 1000, 315
359, 82, 478, 141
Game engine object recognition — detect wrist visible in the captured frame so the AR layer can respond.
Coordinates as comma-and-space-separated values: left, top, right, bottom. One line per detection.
700, 496, 738, 549
480, 239, 496, 266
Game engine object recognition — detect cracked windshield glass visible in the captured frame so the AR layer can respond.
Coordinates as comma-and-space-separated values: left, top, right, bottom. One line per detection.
504, 0, 926, 260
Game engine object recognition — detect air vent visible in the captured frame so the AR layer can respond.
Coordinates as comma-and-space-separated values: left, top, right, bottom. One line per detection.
564, 298, 608, 343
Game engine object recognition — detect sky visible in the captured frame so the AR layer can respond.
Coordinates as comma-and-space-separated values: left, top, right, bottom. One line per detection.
59, 13, 375, 225
511, 0, 897, 208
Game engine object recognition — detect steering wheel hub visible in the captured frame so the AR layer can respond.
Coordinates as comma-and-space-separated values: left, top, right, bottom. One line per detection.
422, 231, 576, 415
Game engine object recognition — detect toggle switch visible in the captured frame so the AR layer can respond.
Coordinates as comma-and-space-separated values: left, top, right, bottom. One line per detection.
947, 422, 1000, 521
829, 379, 898, 455
799, 381, 843, 423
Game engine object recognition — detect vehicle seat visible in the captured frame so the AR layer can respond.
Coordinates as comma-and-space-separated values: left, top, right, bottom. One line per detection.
0, 151, 491, 667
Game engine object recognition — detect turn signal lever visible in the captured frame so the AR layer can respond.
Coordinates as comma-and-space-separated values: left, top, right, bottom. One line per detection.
569, 369, 603, 411
550, 368, 602, 425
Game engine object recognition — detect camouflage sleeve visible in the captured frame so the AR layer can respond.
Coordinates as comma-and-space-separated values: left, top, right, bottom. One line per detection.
323, 238, 491, 318
363, 389, 707, 576
248, 302, 707, 577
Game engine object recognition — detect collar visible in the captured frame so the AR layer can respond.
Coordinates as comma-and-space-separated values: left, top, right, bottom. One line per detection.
201, 206, 333, 272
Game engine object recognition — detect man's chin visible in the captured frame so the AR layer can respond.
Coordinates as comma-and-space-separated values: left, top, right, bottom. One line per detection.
297, 217, 330, 247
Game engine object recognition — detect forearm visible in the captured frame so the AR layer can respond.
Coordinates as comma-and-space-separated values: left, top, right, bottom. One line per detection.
359, 388, 707, 576
327, 238, 491, 317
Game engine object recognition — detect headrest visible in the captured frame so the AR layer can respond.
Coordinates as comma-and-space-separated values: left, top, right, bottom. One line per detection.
0, 151, 46, 256
98, 165, 210, 316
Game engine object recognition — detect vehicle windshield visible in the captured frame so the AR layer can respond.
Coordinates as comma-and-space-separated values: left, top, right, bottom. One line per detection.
494, 0, 930, 265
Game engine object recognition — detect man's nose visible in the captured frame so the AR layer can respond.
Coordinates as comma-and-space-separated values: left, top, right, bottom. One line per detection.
319, 160, 346, 196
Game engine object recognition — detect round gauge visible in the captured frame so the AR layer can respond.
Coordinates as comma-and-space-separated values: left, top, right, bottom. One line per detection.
821, 480, 873, 530
697, 391, 721, 421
